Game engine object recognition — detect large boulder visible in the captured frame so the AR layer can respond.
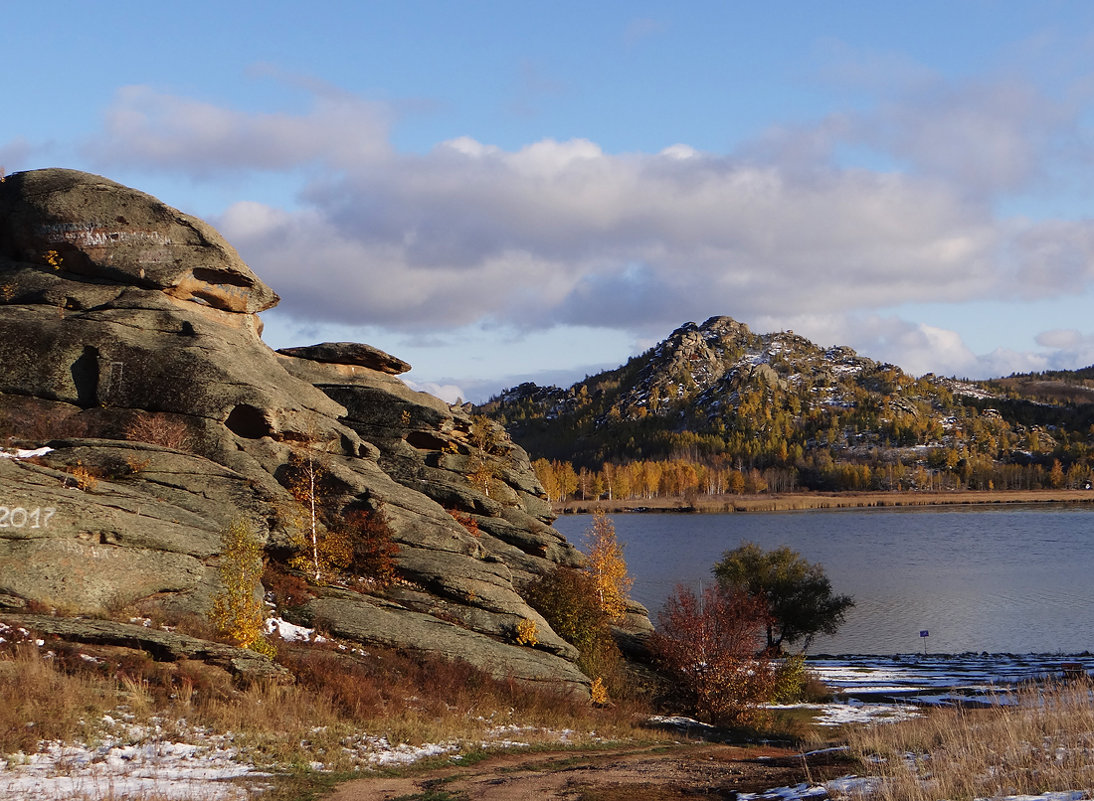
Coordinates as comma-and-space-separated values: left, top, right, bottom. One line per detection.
278, 342, 411, 375
0, 168, 642, 692
0, 168, 278, 313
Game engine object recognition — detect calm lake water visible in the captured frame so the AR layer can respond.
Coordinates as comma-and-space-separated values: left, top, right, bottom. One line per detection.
551, 505, 1094, 655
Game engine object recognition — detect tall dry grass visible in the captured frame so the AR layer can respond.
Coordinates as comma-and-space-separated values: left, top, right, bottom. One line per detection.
0, 637, 664, 775
848, 681, 1094, 800
0, 645, 114, 755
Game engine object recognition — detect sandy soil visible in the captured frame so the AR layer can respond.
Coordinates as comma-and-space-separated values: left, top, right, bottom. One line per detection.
324, 742, 853, 801
556, 488, 1094, 515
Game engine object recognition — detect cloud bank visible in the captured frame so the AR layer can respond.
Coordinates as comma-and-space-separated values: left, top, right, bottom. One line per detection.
83, 78, 1094, 381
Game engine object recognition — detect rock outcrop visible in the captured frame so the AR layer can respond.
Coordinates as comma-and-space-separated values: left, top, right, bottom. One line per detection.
0, 168, 637, 693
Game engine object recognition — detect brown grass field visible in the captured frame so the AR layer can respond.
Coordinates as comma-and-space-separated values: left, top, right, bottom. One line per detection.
555, 488, 1094, 515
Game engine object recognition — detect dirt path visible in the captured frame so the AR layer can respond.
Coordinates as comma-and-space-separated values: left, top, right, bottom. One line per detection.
325, 742, 853, 801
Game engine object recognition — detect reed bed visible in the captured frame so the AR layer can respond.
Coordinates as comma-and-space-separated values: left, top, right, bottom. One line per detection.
847, 681, 1094, 800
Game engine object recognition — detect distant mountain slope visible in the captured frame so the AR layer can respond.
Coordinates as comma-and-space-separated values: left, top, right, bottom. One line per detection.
479, 316, 1094, 492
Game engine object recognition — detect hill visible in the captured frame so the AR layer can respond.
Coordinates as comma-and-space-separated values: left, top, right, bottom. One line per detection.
479, 316, 1094, 495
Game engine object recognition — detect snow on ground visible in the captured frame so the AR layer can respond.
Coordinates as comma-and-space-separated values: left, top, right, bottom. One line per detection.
738, 781, 1086, 800
767, 700, 921, 727
808, 652, 1092, 706
264, 616, 324, 643
0, 718, 255, 801
3, 637, 1091, 799
0, 446, 52, 459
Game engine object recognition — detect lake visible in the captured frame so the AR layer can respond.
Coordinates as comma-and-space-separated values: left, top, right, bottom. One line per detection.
550, 505, 1094, 655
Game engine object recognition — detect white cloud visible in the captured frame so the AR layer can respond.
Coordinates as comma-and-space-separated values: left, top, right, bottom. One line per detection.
868, 80, 1069, 195
1036, 329, 1082, 349
623, 17, 667, 47
753, 312, 1094, 381
79, 81, 1094, 383
85, 85, 391, 174
401, 378, 466, 405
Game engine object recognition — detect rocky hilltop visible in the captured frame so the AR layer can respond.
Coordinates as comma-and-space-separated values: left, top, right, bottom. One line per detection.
483, 317, 1094, 492
0, 168, 650, 691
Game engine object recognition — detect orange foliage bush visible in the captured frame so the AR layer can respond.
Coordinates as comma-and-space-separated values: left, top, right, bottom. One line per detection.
448, 509, 481, 537
651, 585, 774, 727
341, 507, 400, 589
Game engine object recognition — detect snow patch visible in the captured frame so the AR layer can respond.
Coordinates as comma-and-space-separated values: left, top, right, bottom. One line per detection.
265, 617, 325, 643
0, 447, 52, 460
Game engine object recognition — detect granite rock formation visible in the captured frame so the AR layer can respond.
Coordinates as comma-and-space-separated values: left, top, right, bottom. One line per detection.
0, 168, 650, 692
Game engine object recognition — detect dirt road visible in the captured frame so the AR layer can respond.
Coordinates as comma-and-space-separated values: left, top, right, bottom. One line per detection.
324, 742, 853, 801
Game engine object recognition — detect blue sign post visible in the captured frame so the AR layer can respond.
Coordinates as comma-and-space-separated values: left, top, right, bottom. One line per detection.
920, 630, 929, 654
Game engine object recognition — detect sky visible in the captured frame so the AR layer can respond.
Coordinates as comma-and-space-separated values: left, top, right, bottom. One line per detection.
6, 2, 1094, 402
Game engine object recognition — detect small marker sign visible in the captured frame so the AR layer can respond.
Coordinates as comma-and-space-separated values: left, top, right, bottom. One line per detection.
920, 630, 929, 638
920, 630, 929, 654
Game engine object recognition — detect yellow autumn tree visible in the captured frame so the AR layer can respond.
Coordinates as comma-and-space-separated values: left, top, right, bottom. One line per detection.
467, 415, 502, 496
209, 518, 274, 656
583, 508, 633, 621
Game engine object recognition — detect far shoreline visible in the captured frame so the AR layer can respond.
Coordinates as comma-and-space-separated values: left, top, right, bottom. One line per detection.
553, 488, 1094, 515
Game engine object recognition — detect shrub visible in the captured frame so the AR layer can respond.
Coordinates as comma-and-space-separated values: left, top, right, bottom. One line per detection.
342, 506, 400, 589
514, 618, 538, 646
0, 398, 86, 443
209, 519, 274, 656
590, 676, 610, 706
523, 567, 623, 694
448, 508, 481, 537
66, 460, 100, 491
123, 412, 195, 451
772, 652, 809, 703
262, 562, 315, 608
651, 584, 774, 727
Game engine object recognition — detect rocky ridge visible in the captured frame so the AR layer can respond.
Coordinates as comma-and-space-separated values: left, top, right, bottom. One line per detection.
482, 317, 1094, 487
0, 168, 650, 692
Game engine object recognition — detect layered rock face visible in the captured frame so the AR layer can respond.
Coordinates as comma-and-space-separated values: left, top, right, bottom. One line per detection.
0, 168, 644, 692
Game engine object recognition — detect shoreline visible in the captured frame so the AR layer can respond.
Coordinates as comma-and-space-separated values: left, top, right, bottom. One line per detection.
553, 488, 1094, 515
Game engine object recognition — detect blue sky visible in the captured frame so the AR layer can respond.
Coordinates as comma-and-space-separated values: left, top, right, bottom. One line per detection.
7, 2, 1094, 402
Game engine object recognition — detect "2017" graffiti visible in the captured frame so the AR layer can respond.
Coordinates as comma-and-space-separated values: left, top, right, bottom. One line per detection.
0, 507, 56, 528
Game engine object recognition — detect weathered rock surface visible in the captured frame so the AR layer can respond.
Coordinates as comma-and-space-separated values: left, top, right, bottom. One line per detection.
299, 591, 588, 691
277, 342, 411, 375
0, 169, 278, 313
0, 168, 643, 691
0, 613, 288, 682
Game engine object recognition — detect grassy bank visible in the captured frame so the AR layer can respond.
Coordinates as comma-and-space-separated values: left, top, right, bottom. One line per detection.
849, 681, 1094, 800
555, 488, 1094, 515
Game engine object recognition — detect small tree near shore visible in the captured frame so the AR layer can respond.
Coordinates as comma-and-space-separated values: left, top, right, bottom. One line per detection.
583, 509, 633, 622
714, 542, 853, 652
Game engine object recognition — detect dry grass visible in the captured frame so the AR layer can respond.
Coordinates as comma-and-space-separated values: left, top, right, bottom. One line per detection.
0, 646, 114, 755
0, 634, 666, 778
848, 681, 1094, 800
123, 412, 195, 452
557, 488, 1094, 515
